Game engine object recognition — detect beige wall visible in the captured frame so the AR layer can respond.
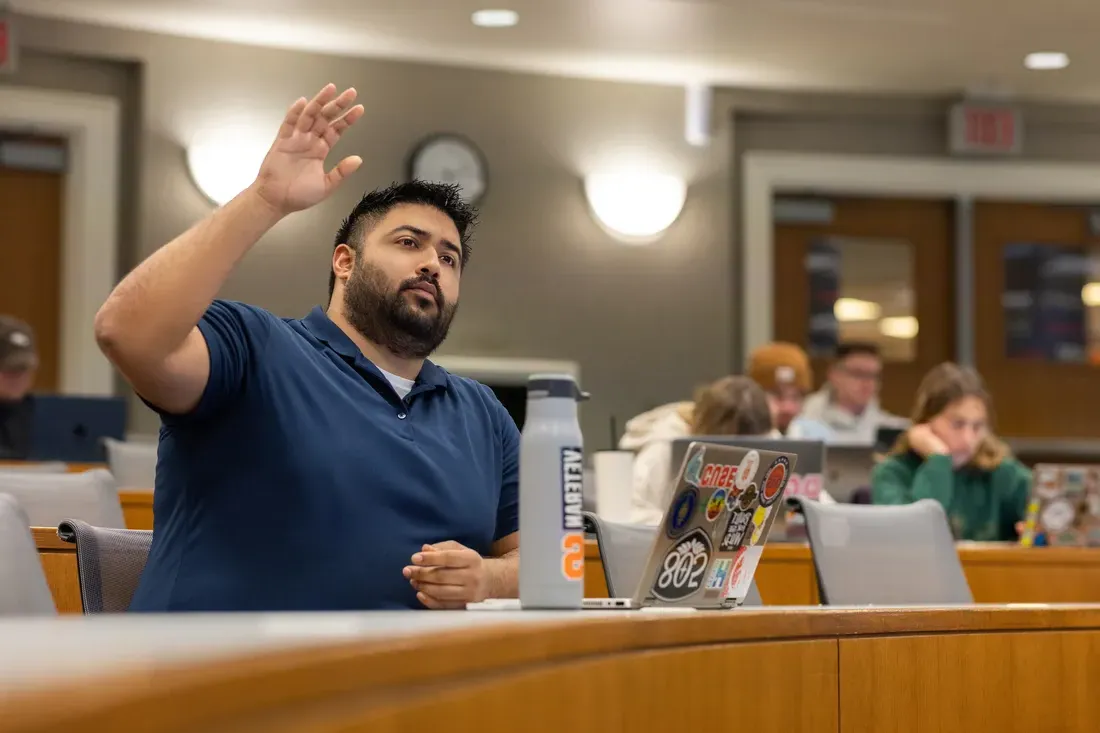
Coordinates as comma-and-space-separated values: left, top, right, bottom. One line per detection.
11, 14, 736, 447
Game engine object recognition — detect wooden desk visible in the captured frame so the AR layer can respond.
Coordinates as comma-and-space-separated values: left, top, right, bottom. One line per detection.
585, 538, 1100, 604
2, 605, 1100, 732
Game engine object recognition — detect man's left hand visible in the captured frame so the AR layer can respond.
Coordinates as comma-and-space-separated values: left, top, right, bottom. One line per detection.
403, 541, 489, 610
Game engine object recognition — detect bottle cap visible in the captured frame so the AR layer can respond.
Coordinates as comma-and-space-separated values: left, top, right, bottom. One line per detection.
527, 373, 590, 401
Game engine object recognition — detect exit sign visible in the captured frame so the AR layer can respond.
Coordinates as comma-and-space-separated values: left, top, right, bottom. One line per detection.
948, 102, 1022, 155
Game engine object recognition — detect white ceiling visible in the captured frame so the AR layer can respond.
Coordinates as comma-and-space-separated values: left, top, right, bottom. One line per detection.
13, 0, 1100, 99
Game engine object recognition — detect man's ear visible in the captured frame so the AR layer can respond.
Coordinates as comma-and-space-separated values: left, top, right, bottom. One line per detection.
332, 244, 356, 283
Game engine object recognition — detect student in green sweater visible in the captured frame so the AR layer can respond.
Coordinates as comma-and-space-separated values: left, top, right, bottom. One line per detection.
872, 362, 1030, 541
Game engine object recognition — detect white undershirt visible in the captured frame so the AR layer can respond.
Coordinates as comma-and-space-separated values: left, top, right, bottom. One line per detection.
379, 367, 415, 400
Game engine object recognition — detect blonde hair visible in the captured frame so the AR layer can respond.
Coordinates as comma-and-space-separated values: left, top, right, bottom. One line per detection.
890, 362, 1010, 471
688, 375, 773, 436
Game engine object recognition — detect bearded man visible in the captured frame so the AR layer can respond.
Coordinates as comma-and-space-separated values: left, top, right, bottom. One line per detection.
96, 84, 519, 612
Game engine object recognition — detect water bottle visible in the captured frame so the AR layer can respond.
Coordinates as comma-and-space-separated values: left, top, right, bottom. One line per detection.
519, 373, 589, 609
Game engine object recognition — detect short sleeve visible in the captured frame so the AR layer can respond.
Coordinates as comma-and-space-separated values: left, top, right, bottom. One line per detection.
153, 300, 275, 424
494, 406, 521, 541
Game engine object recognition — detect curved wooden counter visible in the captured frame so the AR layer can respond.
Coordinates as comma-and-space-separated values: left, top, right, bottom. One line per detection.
2, 605, 1100, 733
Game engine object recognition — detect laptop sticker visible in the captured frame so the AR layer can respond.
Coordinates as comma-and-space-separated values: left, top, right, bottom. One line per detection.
652, 528, 713, 602
685, 449, 706, 487
759, 456, 790, 507
736, 450, 760, 492
706, 489, 727, 522
705, 558, 732, 591
719, 508, 753, 551
666, 487, 699, 539
1035, 467, 1061, 500
1041, 499, 1076, 534
1065, 469, 1086, 498
738, 483, 759, 512
749, 505, 769, 545
723, 545, 763, 600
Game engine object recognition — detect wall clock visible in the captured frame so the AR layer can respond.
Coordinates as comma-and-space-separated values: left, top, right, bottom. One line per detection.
406, 134, 488, 205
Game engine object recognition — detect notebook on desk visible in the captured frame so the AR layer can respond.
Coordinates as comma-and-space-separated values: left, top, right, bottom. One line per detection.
1020, 464, 1100, 547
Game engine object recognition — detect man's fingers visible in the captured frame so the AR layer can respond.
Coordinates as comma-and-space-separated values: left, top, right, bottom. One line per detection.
295, 83, 338, 133
278, 97, 307, 138
322, 105, 365, 147
414, 582, 470, 601
404, 565, 466, 585
416, 591, 463, 610
412, 550, 472, 568
324, 156, 362, 192
318, 87, 358, 124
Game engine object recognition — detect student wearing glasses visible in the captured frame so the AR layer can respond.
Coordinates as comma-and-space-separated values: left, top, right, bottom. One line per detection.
798, 341, 906, 443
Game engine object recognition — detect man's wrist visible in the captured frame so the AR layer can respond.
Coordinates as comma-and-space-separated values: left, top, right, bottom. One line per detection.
482, 551, 519, 599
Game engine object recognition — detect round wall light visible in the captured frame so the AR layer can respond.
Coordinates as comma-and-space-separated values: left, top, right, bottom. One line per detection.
584, 171, 687, 243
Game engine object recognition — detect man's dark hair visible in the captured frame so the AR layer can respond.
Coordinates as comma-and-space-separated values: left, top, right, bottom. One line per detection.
329, 180, 478, 298
834, 341, 881, 361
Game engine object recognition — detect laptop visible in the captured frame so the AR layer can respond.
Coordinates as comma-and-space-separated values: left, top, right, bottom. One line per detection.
26, 395, 127, 463
670, 437, 824, 540
1020, 464, 1100, 547
821, 443, 877, 503
584, 440, 797, 610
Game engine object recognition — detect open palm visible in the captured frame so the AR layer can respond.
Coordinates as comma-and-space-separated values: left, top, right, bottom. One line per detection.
253, 84, 366, 214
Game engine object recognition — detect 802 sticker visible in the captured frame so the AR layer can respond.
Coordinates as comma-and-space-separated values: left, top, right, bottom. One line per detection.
652, 528, 713, 602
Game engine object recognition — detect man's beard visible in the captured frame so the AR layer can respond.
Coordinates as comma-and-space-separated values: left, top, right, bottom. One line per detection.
343, 259, 458, 360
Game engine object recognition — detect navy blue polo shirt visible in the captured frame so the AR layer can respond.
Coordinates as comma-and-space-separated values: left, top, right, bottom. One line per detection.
129, 300, 520, 612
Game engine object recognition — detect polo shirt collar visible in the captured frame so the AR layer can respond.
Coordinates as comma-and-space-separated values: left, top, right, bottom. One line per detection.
302, 307, 449, 390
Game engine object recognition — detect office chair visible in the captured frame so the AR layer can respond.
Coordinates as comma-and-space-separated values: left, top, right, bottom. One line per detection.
0, 493, 57, 616
0, 469, 125, 528
790, 497, 972, 605
57, 519, 153, 613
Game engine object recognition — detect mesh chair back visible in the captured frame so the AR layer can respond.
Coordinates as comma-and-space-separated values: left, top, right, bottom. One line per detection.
585, 512, 762, 606
103, 437, 158, 489
57, 519, 153, 613
0, 494, 57, 616
0, 469, 125, 528
791, 497, 973, 605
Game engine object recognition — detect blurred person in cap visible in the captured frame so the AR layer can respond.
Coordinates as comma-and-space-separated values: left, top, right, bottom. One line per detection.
0, 316, 38, 458
747, 342, 829, 440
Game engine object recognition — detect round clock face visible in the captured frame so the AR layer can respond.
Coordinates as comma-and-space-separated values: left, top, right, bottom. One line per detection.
408, 135, 487, 205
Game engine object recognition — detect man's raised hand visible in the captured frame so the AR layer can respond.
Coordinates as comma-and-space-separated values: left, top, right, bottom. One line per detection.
251, 84, 365, 216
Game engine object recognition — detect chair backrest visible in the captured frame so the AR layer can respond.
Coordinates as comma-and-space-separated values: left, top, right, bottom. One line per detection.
584, 512, 762, 606
791, 497, 973, 605
0, 493, 57, 616
57, 519, 153, 613
0, 462, 68, 474
103, 437, 158, 489
0, 469, 125, 528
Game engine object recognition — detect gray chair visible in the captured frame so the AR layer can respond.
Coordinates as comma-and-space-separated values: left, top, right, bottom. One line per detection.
0, 468, 125, 528
0, 493, 57, 616
57, 519, 152, 613
103, 437, 158, 489
790, 497, 973, 605
0, 462, 68, 474
584, 512, 762, 606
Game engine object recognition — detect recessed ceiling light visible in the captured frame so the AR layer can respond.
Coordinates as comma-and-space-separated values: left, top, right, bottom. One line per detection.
1025, 52, 1069, 70
471, 9, 518, 28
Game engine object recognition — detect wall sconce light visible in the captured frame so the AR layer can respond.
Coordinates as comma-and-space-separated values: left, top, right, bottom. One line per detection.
186, 129, 269, 207
584, 171, 687, 243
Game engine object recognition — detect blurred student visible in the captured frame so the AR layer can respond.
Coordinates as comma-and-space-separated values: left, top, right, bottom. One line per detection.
0, 316, 37, 459
747, 341, 829, 440
871, 363, 1030, 541
619, 376, 772, 525
799, 341, 905, 443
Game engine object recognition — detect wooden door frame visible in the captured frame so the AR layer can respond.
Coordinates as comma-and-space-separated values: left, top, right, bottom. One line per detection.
742, 151, 1100, 367
0, 86, 119, 397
